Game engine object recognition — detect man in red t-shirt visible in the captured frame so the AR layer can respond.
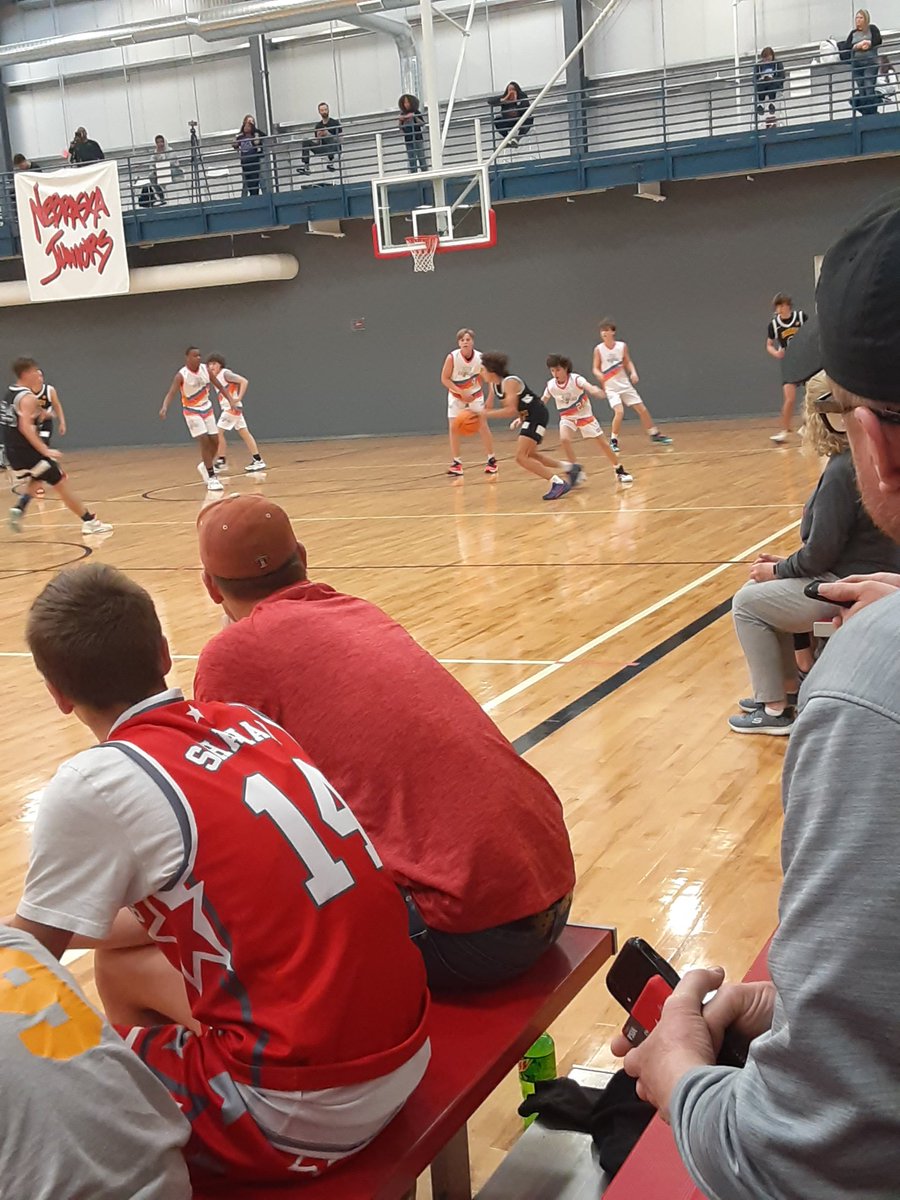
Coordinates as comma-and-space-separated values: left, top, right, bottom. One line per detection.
12, 563, 430, 1186
194, 495, 575, 990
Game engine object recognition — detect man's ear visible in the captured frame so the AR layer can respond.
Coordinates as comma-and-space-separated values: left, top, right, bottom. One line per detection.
160, 636, 173, 678
202, 569, 224, 605
44, 678, 74, 716
296, 542, 308, 574
854, 406, 900, 493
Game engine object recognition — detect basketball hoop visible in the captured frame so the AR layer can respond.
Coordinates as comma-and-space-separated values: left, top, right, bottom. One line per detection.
405, 234, 440, 273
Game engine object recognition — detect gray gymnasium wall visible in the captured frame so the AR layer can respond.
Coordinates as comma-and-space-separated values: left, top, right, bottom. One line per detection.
1, 155, 897, 450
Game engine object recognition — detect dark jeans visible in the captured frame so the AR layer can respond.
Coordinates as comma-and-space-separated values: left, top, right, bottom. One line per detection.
301, 139, 340, 169
495, 113, 534, 142
404, 132, 428, 173
405, 890, 573, 991
240, 157, 263, 196
852, 59, 879, 115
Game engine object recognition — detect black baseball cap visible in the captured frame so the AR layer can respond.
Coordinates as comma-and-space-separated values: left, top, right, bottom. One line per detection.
817, 191, 900, 406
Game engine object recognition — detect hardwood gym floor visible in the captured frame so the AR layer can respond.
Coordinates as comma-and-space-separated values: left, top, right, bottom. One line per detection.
0, 419, 819, 1191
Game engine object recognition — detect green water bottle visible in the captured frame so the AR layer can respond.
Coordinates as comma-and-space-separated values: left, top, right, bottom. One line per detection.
518, 1032, 557, 1128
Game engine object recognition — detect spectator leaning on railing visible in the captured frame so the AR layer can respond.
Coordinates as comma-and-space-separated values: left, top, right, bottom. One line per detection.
398, 94, 428, 173
612, 192, 900, 1200
13, 154, 41, 172
68, 127, 104, 165
490, 82, 534, 148
234, 115, 266, 197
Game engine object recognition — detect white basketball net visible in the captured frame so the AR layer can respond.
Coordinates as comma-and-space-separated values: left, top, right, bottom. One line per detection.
405, 235, 440, 272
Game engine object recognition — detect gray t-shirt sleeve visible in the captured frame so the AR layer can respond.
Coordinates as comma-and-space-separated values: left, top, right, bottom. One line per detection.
776, 455, 856, 579
18, 748, 187, 939
671, 618, 900, 1198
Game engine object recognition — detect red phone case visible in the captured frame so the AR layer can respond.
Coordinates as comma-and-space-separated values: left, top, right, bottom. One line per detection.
621, 973, 674, 1046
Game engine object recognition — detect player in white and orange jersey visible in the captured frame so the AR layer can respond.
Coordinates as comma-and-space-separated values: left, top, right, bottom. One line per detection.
159, 346, 229, 491
440, 328, 497, 477
592, 320, 672, 452
206, 354, 266, 473
543, 355, 633, 485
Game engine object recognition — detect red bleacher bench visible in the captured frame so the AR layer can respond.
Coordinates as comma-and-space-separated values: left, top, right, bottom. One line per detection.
602, 939, 773, 1200
194, 923, 616, 1200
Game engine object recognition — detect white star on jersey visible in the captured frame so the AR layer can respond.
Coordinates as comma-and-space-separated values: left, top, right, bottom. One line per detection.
186, 705, 203, 723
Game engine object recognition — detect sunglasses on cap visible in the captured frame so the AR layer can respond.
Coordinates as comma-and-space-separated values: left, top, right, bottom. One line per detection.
812, 394, 900, 437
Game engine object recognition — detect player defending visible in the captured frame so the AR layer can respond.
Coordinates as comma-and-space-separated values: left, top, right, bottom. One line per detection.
12, 562, 430, 1188
3, 358, 111, 535
481, 352, 572, 500
441, 328, 497, 477
592, 321, 672, 451
544, 355, 634, 486
207, 355, 266, 473
159, 347, 227, 491
766, 292, 808, 443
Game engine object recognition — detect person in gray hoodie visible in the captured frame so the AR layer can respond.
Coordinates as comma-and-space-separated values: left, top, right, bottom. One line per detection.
612, 192, 900, 1200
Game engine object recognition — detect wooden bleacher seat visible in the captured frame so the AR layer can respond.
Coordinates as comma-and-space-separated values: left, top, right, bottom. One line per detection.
193, 923, 615, 1200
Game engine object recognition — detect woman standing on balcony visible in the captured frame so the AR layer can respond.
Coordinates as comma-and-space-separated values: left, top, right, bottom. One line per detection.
398, 95, 428, 173
842, 10, 882, 116
234, 115, 266, 196
491, 82, 534, 148
753, 47, 784, 128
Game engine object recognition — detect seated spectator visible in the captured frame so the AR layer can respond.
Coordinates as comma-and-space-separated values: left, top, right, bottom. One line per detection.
298, 101, 342, 175
398, 94, 428, 173
727, 374, 900, 735
877, 53, 898, 106
12, 153, 41, 172
491, 81, 534, 147
841, 9, 882, 115
753, 47, 785, 127
194, 495, 576, 991
612, 195, 900, 1200
68, 127, 104, 164
233, 115, 266, 196
11, 562, 430, 1188
0, 923, 191, 1198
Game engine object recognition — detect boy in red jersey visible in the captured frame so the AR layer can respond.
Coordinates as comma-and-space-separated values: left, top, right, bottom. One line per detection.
11, 563, 430, 1187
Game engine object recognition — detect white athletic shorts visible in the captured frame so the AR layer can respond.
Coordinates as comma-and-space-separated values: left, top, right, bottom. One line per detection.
183, 410, 218, 438
448, 396, 486, 420
217, 409, 248, 432
606, 384, 642, 410
559, 415, 603, 440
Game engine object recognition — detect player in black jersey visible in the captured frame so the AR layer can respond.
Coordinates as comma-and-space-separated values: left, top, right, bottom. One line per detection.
479, 352, 577, 500
766, 293, 808, 443
2, 358, 111, 535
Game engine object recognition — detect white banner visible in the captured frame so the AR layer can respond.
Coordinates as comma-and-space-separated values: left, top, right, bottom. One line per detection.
15, 161, 129, 304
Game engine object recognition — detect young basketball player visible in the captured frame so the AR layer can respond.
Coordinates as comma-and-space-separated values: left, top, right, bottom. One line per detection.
12, 562, 430, 1188
206, 355, 266, 473
2, 358, 112, 535
30, 375, 66, 496
441, 328, 497, 476
543, 355, 634, 485
481, 352, 584, 500
592, 321, 672, 451
159, 347, 227, 491
766, 293, 808, 443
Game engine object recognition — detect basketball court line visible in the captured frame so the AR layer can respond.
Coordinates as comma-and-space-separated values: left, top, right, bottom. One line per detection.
0, 651, 559, 666
482, 518, 801, 714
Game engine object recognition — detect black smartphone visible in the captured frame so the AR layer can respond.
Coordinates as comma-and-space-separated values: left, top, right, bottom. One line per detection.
606, 937, 749, 1067
803, 580, 854, 608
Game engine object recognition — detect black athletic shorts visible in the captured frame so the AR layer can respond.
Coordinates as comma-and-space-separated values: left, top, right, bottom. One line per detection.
6, 445, 64, 487
518, 397, 549, 445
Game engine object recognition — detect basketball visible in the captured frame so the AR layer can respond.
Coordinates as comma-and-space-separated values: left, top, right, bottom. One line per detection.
455, 409, 482, 436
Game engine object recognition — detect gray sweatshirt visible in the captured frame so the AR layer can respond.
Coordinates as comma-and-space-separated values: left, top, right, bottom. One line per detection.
775, 450, 900, 580
670, 591, 900, 1198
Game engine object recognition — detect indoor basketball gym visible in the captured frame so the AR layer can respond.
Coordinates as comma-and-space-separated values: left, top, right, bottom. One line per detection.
0, 0, 897, 1195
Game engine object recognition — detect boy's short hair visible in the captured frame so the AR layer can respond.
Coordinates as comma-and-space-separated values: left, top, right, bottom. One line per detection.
12, 357, 37, 379
26, 564, 166, 710
546, 354, 573, 372
207, 353, 226, 367
480, 351, 508, 377
185, 345, 199, 356
772, 292, 792, 308
599, 319, 617, 332
456, 328, 475, 342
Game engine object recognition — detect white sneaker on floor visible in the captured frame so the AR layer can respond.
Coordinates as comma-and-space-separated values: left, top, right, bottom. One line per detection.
770, 431, 789, 444
207, 476, 224, 492
82, 518, 113, 535
245, 460, 267, 472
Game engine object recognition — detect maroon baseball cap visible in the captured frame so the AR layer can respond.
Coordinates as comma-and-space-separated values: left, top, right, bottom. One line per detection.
197, 494, 298, 580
